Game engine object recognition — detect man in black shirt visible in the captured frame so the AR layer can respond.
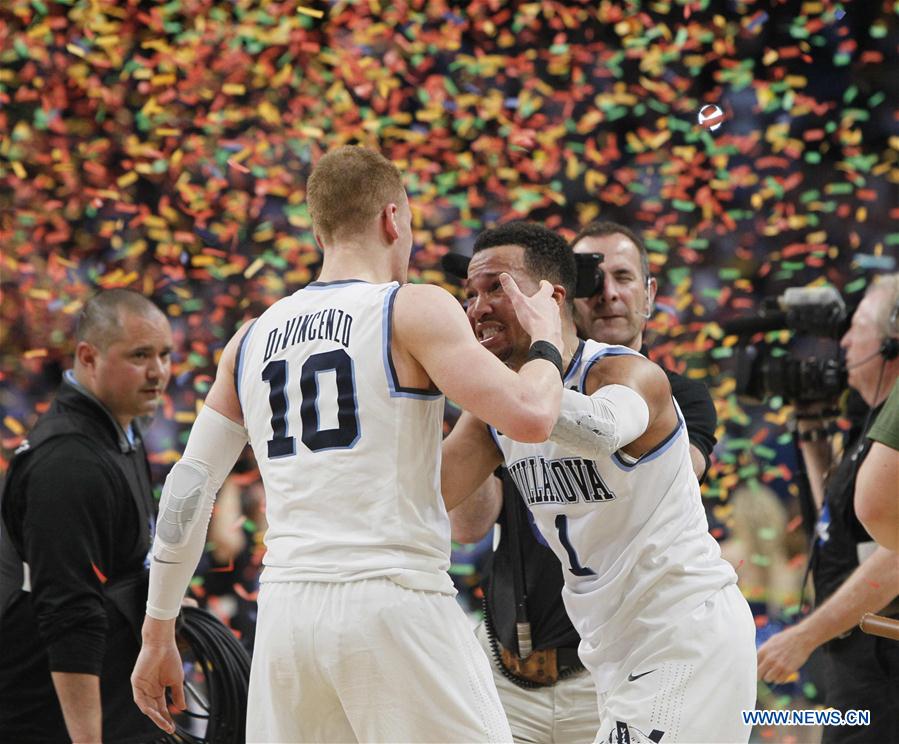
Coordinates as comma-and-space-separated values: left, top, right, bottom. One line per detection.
757, 275, 899, 744
0, 289, 173, 743
449, 222, 717, 742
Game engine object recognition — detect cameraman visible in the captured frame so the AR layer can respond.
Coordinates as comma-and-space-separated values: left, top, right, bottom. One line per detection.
757, 274, 899, 743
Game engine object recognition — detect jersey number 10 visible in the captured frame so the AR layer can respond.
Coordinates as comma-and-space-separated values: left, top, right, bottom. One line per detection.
261, 350, 359, 458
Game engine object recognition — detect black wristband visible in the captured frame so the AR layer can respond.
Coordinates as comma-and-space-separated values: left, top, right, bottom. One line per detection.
526, 340, 564, 379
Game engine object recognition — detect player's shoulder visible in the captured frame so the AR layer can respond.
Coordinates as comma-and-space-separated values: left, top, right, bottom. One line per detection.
582, 341, 667, 394
225, 318, 257, 353
393, 283, 460, 324
396, 281, 455, 302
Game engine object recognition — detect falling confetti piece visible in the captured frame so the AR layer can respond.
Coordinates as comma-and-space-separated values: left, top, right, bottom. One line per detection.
697, 104, 725, 131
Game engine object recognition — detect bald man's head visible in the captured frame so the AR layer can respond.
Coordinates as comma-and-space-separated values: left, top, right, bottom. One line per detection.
73, 289, 173, 428
76, 289, 167, 351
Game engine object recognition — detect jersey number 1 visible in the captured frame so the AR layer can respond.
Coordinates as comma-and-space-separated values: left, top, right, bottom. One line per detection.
555, 514, 595, 576
261, 349, 359, 458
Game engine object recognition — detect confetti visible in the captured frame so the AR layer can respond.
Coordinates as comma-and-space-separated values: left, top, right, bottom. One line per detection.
2, 12, 895, 721
697, 104, 725, 132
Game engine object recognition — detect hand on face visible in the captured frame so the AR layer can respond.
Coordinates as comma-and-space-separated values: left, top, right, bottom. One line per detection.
499, 273, 563, 349
466, 244, 555, 368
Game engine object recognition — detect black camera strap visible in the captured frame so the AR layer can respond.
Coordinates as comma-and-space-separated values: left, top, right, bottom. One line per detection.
501, 473, 533, 658
790, 426, 818, 618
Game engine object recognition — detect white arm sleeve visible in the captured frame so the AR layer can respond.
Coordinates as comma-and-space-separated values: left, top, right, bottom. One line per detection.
146, 405, 248, 620
549, 384, 650, 459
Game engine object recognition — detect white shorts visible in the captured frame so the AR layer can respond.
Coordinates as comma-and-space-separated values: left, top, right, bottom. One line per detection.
475, 621, 601, 744
247, 579, 513, 743
587, 584, 757, 744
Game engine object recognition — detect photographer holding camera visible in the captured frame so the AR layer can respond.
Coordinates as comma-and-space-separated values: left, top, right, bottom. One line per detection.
756, 274, 899, 744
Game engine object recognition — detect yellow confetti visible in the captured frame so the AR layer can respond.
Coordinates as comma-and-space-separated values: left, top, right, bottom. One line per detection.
244, 258, 265, 278
297, 5, 325, 18
117, 171, 138, 187
4, 416, 25, 435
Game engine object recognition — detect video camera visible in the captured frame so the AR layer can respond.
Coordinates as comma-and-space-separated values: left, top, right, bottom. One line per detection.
722, 287, 849, 404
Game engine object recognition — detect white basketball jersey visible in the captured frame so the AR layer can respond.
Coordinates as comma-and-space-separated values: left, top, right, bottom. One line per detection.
491, 340, 736, 676
236, 280, 454, 594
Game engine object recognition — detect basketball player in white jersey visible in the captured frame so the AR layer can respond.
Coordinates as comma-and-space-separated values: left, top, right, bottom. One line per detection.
131, 147, 569, 743
442, 222, 757, 743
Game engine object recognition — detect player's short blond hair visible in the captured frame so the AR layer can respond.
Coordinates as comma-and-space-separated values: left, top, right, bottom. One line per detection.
306, 146, 405, 245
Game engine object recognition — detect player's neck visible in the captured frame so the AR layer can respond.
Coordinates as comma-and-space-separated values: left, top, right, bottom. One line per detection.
561, 323, 581, 369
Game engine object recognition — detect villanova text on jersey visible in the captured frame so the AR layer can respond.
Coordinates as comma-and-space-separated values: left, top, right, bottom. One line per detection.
507, 455, 617, 506
263, 307, 354, 362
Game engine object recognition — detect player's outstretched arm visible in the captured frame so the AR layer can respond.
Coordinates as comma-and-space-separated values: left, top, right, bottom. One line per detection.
133, 323, 251, 732
395, 278, 563, 442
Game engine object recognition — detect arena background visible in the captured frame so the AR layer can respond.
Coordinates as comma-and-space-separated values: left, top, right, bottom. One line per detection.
1, 1, 897, 741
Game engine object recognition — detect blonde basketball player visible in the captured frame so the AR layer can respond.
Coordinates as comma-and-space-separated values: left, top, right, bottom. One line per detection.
131, 147, 568, 743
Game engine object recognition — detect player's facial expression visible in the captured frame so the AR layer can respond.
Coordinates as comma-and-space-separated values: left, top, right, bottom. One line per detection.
841, 291, 885, 393
571, 234, 650, 349
465, 244, 540, 370
90, 311, 173, 428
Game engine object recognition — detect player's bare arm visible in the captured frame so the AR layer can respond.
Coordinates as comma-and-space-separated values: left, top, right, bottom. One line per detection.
132, 322, 253, 733
448, 473, 503, 543
442, 410, 504, 512
393, 279, 563, 442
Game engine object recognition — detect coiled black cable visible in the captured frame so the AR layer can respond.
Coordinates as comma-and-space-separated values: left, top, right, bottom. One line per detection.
153, 605, 251, 744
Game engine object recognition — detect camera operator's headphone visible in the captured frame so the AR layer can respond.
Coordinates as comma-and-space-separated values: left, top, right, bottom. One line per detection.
881, 297, 899, 361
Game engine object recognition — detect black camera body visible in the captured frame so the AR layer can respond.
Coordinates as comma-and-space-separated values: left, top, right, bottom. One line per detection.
734, 347, 847, 404
724, 287, 849, 404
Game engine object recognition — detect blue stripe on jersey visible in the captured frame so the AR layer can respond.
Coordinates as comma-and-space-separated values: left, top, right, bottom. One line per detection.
381, 285, 442, 399
487, 423, 503, 453
577, 345, 642, 393
233, 319, 257, 417
305, 279, 371, 289
611, 405, 686, 471
564, 339, 585, 384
